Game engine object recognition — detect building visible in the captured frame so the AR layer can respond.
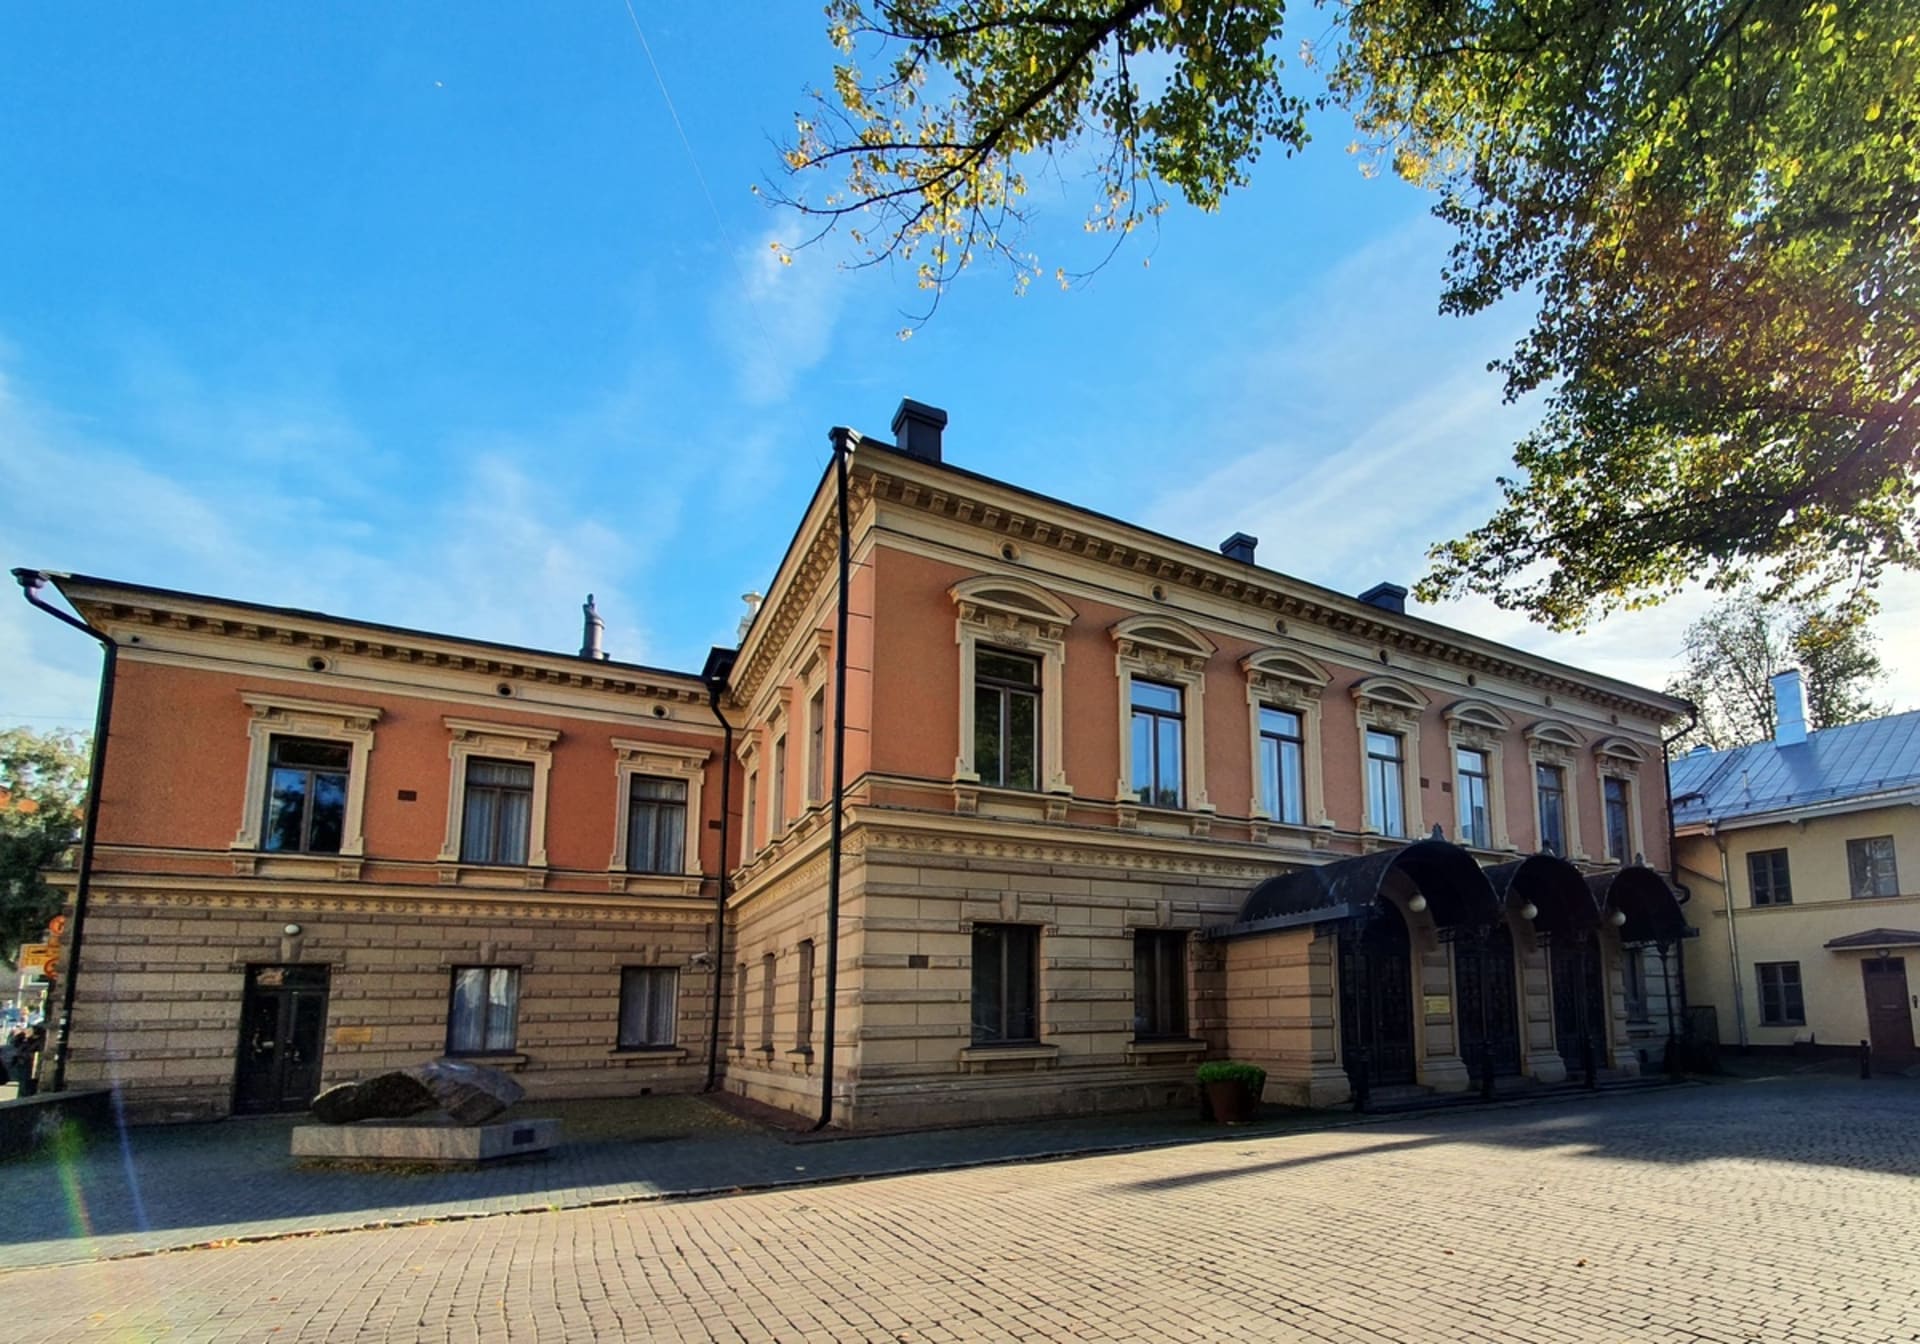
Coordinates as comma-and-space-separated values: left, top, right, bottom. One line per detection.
1673, 673, 1920, 1070
26, 398, 1693, 1126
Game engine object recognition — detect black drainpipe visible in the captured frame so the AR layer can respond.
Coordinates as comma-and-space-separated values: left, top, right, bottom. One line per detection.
701, 650, 737, 1092
12, 568, 117, 1094
813, 427, 855, 1130
1660, 698, 1701, 1051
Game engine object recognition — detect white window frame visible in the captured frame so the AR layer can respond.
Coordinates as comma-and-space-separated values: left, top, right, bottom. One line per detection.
440, 717, 560, 868
951, 576, 1075, 795
1444, 698, 1513, 852
233, 692, 381, 857
1352, 676, 1427, 839
1524, 720, 1585, 860
738, 732, 762, 857
1112, 615, 1216, 813
1242, 650, 1330, 830
609, 739, 710, 876
1593, 736, 1649, 864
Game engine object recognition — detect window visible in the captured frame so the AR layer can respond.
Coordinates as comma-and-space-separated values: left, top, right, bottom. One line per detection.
1748, 849, 1793, 907
974, 649, 1040, 790
618, 967, 678, 1049
1258, 707, 1305, 826
261, 737, 350, 854
1536, 764, 1567, 857
447, 966, 518, 1055
759, 953, 776, 1051
1621, 950, 1649, 1021
796, 939, 816, 1048
1130, 680, 1185, 809
743, 768, 759, 853
1456, 747, 1492, 849
1133, 930, 1188, 1039
733, 962, 748, 1052
1756, 961, 1805, 1026
1848, 836, 1899, 899
234, 693, 379, 857
807, 690, 826, 804
624, 776, 687, 874
971, 923, 1038, 1044
460, 758, 534, 865
1366, 730, 1407, 838
1603, 777, 1632, 862
773, 734, 788, 832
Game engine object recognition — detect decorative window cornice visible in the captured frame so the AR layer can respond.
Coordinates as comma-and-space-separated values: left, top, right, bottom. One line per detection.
1110, 614, 1215, 676
1593, 735, 1649, 767
1241, 649, 1330, 706
232, 692, 382, 857
952, 574, 1072, 793
950, 575, 1076, 640
609, 739, 710, 877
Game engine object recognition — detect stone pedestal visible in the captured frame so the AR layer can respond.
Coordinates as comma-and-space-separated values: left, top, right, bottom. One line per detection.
292, 1117, 559, 1165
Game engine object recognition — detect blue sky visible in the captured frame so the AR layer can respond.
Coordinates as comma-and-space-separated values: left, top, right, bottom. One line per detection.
3, 4, 1912, 731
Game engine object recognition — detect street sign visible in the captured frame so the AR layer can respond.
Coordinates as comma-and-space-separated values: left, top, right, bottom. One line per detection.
46, 915, 67, 941
31, 952, 60, 979
18, 942, 54, 965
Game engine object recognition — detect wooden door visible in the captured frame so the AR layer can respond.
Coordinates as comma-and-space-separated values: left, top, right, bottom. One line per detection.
233, 964, 330, 1114
1340, 900, 1416, 1087
1862, 958, 1917, 1068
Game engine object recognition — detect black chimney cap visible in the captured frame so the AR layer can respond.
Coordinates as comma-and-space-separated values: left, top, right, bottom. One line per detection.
1357, 582, 1408, 615
891, 398, 949, 463
1219, 533, 1258, 565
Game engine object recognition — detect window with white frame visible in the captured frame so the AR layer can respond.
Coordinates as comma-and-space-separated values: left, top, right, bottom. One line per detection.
1456, 746, 1492, 848
1352, 677, 1426, 839
1444, 698, 1511, 851
950, 576, 1074, 793
743, 767, 759, 854
609, 739, 709, 878
1757, 961, 1805, 1025
440, 717, 559, 869
1604, 776, 1633, 862
233, 692, 381, 857
1242, 650, 1330, 830
773, 732, 789, 833
1525, 720, 1584, 859
807, 689, 825, 804
618, 967, 679, 1049
1111, 615, 1215, 813
1848, 836, 1899, 899
1592, 738, 1647, 864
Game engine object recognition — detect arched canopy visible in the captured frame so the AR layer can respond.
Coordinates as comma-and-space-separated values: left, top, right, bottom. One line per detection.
1587, 866, 1692, 946
1236, 840, 1500, 934
1485, 854, 1599, 938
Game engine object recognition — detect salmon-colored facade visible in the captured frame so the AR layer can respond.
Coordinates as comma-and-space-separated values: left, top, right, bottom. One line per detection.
41, 399, 1691, 1126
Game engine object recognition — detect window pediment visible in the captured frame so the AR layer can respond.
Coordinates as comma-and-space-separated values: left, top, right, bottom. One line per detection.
1443, 698, 1511, 732
1243, 650, 1330, 702
1111, 615, 1215, 672
1593, 735, 1648, 766
1525, 719, 1584, 751
951, 576, 1076, 639
1351, 675, 1427, 712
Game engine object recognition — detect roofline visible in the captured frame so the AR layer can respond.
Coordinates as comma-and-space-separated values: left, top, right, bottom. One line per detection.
1674, 782, 1920, 834
42, 571, 708, 690
848, 436, 1689, 720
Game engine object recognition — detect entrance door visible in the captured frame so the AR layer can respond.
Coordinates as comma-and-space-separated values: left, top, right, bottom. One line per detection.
1456, 923, 1523, 1077
1862, 958, 1917, 1068
233, 964, 330, 1115
1549, 931, 1606, 1069
1340, 900, 1416, 1087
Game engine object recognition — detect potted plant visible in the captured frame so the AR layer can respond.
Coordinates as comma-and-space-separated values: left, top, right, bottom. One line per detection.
1197, 1061, 1266, 1124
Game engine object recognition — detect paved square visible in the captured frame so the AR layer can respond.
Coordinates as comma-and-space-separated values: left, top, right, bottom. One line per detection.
2, 1079, 1915, 1342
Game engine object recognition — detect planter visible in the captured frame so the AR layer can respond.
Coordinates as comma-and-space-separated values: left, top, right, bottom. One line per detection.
1203, 1078, 1261, 1124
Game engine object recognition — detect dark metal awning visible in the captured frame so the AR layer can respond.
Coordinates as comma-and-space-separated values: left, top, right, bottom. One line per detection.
1224, 839, 1500, 939
1824, 927, 1920, 951
1485, 854, 1599, 939
1587, 866, 1693, 946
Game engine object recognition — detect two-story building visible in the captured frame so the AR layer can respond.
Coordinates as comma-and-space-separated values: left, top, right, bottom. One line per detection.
28, 397, 1692, 1126
1673, 673, 1920, 1071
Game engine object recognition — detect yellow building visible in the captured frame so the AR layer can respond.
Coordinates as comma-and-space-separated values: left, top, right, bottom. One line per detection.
1673, 672, 1920, 1071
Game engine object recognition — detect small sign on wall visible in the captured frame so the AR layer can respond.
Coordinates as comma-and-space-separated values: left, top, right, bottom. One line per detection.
333, 1026, 375, 1046
1422, 995, 1451, 1018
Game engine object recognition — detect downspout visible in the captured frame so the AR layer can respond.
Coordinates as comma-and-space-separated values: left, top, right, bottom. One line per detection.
1716, 828, 1749, 1047
12, 568, 116, 1094
702, 663, 736, 1092
1659, 700, 1700, 1045
813, 427, 855, 1130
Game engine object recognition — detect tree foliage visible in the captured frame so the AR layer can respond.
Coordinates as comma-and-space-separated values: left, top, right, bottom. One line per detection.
778, 1, 1920, 627
1666, 591, 1886, 750
0, 727, 87, 964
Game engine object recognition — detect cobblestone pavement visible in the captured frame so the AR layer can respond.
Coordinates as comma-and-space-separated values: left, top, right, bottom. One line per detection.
2, 1077, 1916, 1343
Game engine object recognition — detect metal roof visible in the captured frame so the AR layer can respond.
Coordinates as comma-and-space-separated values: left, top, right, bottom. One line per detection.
1670, 709, 1920, 828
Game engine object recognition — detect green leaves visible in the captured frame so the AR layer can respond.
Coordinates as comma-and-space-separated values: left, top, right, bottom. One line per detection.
1, 727, 88, 964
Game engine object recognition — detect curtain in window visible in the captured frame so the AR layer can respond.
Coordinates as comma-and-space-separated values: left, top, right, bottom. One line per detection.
449, 967, 518, 1054
461, 759, 533, 865
626, 777, 688, 874
619, 968, 679, 1048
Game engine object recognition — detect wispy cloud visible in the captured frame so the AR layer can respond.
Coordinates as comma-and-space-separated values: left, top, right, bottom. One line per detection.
712, 230, 849, 405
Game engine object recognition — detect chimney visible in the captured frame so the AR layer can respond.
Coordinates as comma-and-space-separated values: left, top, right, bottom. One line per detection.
891, 398, 948, 463
1772, 668, 1808, 745
1219, 533, 1258, 565
1358, 582, 1408, 615
580, 594, 607, 661
737, 591, 764, 642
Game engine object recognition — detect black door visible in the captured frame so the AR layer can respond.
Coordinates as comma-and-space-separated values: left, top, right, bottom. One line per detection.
1456, 923, 1523, 1077
1340, 900, 1416, 1086
1549, 932, 1606, 1068
233, 964, 330, 1115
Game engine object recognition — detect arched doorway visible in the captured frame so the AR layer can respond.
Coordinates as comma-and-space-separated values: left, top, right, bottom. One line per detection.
1456, 922, 1522, 1078
1549, 929, 1606, 1069
1339, 899, 1416, 1087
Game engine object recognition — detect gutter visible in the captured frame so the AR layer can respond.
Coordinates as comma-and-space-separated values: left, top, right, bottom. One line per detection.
1714, 828, 1749, 1048
813, 428, 855, 1131
12, 568, 117, 1094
